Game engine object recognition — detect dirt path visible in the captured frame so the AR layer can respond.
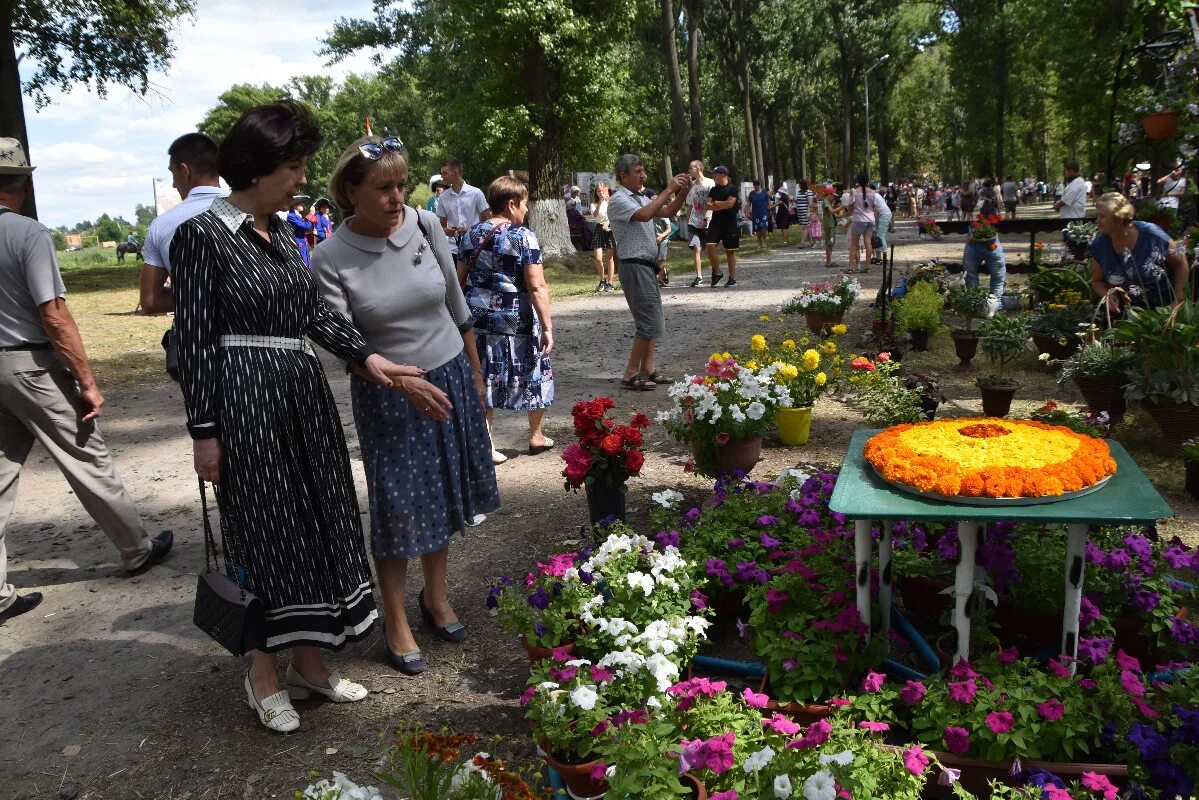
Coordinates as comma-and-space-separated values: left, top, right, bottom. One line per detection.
1, 217, 1192, 799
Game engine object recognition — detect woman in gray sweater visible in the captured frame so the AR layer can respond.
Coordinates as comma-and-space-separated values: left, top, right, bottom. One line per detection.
313, 137, 499, 675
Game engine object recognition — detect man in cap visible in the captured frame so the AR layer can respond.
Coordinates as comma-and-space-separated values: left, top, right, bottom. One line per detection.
705, 166, 741, 287
0, 138, 172, 624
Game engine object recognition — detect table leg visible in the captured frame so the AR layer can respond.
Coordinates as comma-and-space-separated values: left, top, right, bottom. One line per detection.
1062, 523, 1088, 673
953, 521, 980, 666
855, 520, 873, 639
879, 522, 893, 652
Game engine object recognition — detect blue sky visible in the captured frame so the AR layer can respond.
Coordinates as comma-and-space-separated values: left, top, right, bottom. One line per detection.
21, 0, 382, 228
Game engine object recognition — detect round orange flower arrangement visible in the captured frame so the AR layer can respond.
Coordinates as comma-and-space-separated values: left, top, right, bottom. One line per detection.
865, 418, 1117, 500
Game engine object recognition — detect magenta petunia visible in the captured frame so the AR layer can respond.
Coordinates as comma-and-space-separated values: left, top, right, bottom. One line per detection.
861, 671, 886, 693
900, 680, 926, 706
985, 711, 1014, 734
590, 762, 607, 782
947, 679, 977, 704
1121, 670, 1146, 697
519, 686, 536, 706
944, 726, 971, 755
903, 746, 930, 776
1037, 699, 1065, 720
742, 687, 770, 709
762, 713, 800, 735
1048, 657, 1070, 678
996, 645, 1019, 665
859, 720, 890, 733
1114, 650, 1141, 672
1081, 771, 1118, 800
710, 792, 740, 800
705, 731, 736, 774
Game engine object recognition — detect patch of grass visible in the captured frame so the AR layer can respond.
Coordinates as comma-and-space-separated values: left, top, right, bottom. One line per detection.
58, 246, 130, 271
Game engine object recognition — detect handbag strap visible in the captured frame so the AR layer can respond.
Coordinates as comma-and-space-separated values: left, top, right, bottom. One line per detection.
199, 478, 249, 599
468, 221, 508, 272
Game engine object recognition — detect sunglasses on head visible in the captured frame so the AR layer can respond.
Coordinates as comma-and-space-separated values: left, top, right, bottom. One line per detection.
359, 137, 405, 161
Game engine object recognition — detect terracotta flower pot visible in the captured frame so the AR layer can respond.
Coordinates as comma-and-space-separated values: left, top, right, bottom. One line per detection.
1073, 374, 1127, 424
519, 636, 577, 666
951, 333, 978, 372
805, 309, 844, 335
1142, 110, 1179, 140
1141, 400, 1199, 450
1187, 460, 1199, 501
924, 750, 1129, 799
1032, 331, 1080, 360
691, 436, 762, 477
978, 383, 1020, 417
543, 746, 609, 799
758, 674, 838, 724
681, 774, 709, 800
585, 482, 626, 526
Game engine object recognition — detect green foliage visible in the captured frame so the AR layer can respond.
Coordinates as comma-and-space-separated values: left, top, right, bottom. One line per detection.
50, 229, 66, 251
1115, 299, 1199, 404
1055, 330, 1136, 381
134, 204, 156, 227
1029, 304, 1090, 338
1028, 265, 1092, 306
978, 312, 1032, 384
945, 285, 992, 333
894, 282, 944, 335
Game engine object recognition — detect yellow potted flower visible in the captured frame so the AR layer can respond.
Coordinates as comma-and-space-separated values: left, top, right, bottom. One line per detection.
746, 330, 840, 446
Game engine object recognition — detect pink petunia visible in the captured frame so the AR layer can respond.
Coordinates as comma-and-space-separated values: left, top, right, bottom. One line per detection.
1048, 657, 1070, 678
590, 762, 608, 782
1081, 772, 1118, 800
787, 718, 832, 749
590, 666, 615, 683
985, 711, 1014, 734
828, 698, 852, 707
705, 732, 736, 775
947, 679, 977, 704
859, 721, 890, 733
550, 645, 573, 662
742, 688, 770, 709
861, 671, 886, 693
903, 746, 930, 776
519, 686, 536, 706
762, 713, 801, 735
944, 726, 970, 755
1121, 670, 1146, 697
1044, 787, 1074, 800
900, 680, 926, 706
1037, 699, 1065, 721
710, 792, 739, 800
1115, 650, 1141, 672
1131, 696, 1160, 718
997, 645, 1019, 665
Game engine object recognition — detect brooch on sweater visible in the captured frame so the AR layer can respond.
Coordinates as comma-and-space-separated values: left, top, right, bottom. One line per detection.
413, 239, 427, 265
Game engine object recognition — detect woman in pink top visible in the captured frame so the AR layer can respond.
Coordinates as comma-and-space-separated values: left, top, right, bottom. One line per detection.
840, 173, 877, 274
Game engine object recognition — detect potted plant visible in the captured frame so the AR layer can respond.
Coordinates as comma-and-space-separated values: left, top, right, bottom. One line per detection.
1185, 437, 1199, 500
1055, 328, 1135, 423
977, 313, 1033, 417
893, 282, 944, 351
661, 356, 793, 477
746, 330, 843, 446
1030, 304, 1089, 360
562, 397, 651, 525
1135, 197, 1180, 238
1028, 264, 1092, 307
846, 353, 940, 425
946, 285, 992, 371
782, 275, 861, 334
1062, 220, 1098, 261
1114, 299, 1199, 448
487, 555, 593, 665
1029, 401, 1110, 438
369, 729, 547, 800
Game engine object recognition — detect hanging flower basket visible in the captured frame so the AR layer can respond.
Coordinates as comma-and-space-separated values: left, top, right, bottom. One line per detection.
1141, 110, 1179, 140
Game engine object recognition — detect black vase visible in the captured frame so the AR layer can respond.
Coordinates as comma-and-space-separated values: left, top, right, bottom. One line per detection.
585, 483, 627, 525
909, 330, 931, 351
1186, 461, 1199, 501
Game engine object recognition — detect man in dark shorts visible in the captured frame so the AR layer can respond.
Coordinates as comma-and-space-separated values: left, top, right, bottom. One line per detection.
705, 166, 740, 287
746, 179, 770, 250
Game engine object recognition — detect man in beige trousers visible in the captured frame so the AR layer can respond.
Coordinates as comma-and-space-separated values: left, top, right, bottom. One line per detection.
0, 138, 172, 625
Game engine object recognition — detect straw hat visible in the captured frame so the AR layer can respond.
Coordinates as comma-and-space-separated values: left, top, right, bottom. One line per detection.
0, 138, 34, 174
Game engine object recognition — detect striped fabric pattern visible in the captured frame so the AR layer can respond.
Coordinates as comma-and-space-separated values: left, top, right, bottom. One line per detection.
171, 198, 379, 652
794, 190, 814, 225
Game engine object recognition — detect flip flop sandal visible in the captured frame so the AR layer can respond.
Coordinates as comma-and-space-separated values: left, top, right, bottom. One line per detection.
620, 375, 657, 391
645, 371, 672, 384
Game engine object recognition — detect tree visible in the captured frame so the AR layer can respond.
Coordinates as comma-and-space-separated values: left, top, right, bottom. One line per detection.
1, 0, 196, 219
50, 229, 66, 251
135, 203, 156, 226
324, 0, 641, 260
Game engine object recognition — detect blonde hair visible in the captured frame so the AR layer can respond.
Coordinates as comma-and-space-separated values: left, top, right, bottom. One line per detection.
1095, 192, 1135, 224
327, 137, 408, 215
486, 175, 529, 214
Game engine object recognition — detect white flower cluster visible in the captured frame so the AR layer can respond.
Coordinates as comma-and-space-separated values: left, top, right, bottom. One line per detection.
650, 488, 685, 508
580, 530, 655, 575
301, 773, 384, 800
661, 365, 792, 426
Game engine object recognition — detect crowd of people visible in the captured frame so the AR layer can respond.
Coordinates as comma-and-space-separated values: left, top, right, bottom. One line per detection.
0, 98, 1192, 738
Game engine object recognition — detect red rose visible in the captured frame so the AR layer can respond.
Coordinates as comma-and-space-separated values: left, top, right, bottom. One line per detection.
564, 461, 590, 485
624, 450, 645, 473
598, 433, 623, 456
715, 432, 730, 445
629, 412, 652, 429
597, 396, 616, 411
616, 425, 643, 447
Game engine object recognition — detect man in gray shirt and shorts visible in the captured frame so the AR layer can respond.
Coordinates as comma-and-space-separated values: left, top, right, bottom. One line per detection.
0, 139, 172, 625
607, 154, 692, 391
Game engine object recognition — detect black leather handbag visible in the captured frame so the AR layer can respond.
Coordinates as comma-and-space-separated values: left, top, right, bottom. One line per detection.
161, 328, 180, 382
192, 479, 265, 656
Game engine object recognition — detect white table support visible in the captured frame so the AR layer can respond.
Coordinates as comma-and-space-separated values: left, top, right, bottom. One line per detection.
1062, 523, 1088, 674
953, 521, 982, 666
855, 520, 873, 638
879, 522, 893, 646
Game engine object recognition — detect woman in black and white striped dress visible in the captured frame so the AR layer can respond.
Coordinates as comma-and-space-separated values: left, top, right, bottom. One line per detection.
794, 179, 814, 248
172, 101, 422, 733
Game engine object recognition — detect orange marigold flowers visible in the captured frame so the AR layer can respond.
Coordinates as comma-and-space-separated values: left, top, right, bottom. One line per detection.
865, 418, 1116, 500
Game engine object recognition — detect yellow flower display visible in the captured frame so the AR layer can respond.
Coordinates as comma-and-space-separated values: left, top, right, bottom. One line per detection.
744, 359, 758, 370
821, 340, 838, 355
814, 372, 827, 386
864, 419, 1117, 499
831, 323, 847, 336
760, 314, 771, 322
802, 349, 820, 371
782, 339, 797, 350
751, 335, 768, 353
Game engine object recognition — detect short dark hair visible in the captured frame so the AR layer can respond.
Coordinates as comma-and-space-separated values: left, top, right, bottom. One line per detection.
168, 132, 219, 177
441, 158, 463, 171
217, 100, 323, 191
1065, 161, 1080, 172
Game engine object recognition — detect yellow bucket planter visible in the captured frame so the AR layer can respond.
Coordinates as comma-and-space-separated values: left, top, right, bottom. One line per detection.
777, 406, 813, 446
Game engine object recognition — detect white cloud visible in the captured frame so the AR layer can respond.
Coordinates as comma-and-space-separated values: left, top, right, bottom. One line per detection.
22, 0, 385, 227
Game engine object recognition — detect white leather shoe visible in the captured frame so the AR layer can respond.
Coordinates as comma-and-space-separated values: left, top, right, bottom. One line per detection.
244, 675, 301, 733
491, 449, 508, 464
285, 663, 368, 703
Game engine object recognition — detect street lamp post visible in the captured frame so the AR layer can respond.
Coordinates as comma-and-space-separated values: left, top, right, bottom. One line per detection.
864, 54, 890, 182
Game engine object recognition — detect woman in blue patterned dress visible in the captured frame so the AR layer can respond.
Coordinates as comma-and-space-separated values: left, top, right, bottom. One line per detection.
459, 177, 555, 465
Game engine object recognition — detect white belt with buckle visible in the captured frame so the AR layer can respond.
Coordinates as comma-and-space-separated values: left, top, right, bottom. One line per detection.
218, 335, 315, 357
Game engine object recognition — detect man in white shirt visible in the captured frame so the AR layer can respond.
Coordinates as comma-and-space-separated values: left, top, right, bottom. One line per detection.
683, 160, 714, 287
1055, 162, 1088, 219
139, 133, 228, 314
1158, 166, 1187, 211
437, 158, 491, 256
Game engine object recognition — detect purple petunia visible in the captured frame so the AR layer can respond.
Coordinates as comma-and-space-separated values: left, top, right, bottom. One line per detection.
1079, 596, 1101, 629
528, 587, 551, 610
655, 529, 681, 549
1106, 548, 1131, 569
757, 515, 781, 526
1130, 589, 1161, 613
1078, 636, 1113, 664
759, 532, 782, 549
1162, 544, 1192, 569
726, 538, 745, 549
1123, 533, 1153, 561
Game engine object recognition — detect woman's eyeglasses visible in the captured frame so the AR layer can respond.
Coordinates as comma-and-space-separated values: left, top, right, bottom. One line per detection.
359, 137, 405, 161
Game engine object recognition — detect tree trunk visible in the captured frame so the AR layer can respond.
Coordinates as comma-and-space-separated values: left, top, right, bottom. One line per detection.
523, 49, 572, 261
994, 0, 1007, 178
878, 108, 891, 184
684, 0, 704, 162
0, 1, 36, 219
821, 119, 830, 179
839, 60, 854, 185
660, 0, 691, 166
788, 118, 801, 181
766, 113, 782, 183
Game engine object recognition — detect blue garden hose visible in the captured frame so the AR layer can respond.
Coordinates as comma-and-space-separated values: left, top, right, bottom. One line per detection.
691, 654, 768, 678
891, 604, 941, 673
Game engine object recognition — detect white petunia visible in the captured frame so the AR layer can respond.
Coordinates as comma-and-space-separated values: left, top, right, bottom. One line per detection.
746, 401, 767, 420
818, 749, 854, 766
743, 746, 776, 773
774, 773, 794, 798
626, 571, 655, 596
802, 770, 837, 800
651, 489, 684, 508
570, 685, 598, 710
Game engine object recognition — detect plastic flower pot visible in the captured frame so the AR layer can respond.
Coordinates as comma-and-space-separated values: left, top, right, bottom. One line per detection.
1073, 375, 1127, 424
1141, 400, 1199, 450
951, 333, 979, 372
1142, 110, 1179, 140
691, 436, 762, 477
777, 406, 813, 446
543, 742, 609, 799
1187, 460, 1199, 501
1032, 332, 1080, 360
519, 636, 577, 666
1000, 294, 1022, 312
805, 309, 844, 335
585, 483, 626, 525
908, 330, 932, 351
978, 383, 1019, 417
